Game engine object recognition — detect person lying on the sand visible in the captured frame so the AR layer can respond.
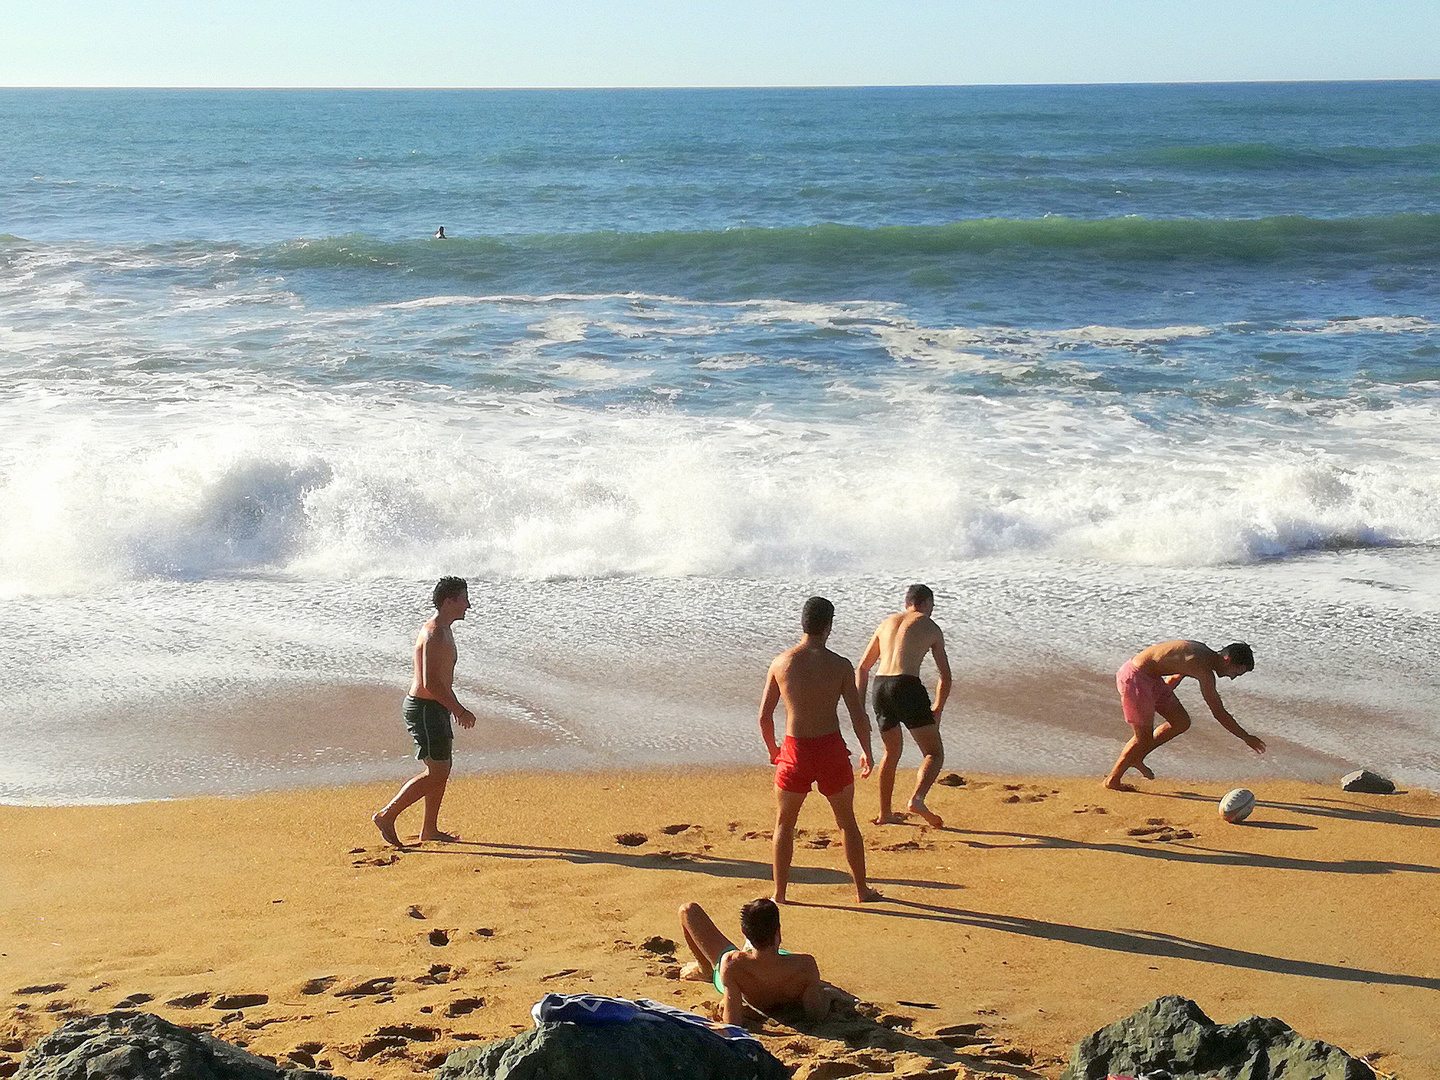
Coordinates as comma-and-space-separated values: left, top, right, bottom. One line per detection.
1104, 639, 1265, 791
759, 596, 881, 903
856, 583, 952, 828
679, 898, 853, 1026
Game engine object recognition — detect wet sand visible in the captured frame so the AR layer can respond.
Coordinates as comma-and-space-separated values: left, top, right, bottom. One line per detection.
2, 769, 1436, 1079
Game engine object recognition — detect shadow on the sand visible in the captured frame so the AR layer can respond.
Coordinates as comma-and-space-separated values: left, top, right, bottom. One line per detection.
740, 1001, 1046, 1080
807, 897, 1440, 991
956, 827, 1440, 876
1151, 790, 1440, 829
406, 840, 963, 892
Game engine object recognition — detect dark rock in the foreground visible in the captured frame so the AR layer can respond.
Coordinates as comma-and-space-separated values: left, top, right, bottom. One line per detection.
16, 1012, 340, 1080
1341, 769, 1396, 794
1062, 996, 1374, 1080
435, 1019, 788, 1080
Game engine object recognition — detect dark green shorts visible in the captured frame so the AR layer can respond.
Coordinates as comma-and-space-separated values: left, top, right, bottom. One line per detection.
403, 695, 453, 762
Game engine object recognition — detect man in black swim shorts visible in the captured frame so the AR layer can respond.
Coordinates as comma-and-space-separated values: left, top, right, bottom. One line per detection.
857, 584, 952, 827
373, 576, 477, 847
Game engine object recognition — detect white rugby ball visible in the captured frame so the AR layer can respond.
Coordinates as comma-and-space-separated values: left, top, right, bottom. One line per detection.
1219, 788, 1256, 823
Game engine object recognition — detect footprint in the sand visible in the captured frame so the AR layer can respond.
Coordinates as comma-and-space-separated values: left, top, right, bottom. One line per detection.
660, 823, 692, 835
406, 905, 427, 919
445, 997, 485, 1018
334, 977, 396, 999
641, 936, 677, 955
427, 929, 451, 946
413, 964, 452, 985
615, 832, 648, 847
372, 1024, 439, 1042
165, 992, 211, 1008
300, 976, 336, 996
13, 985, 65, 996
353, 853, 400, 867
1126, 820, 1194, 843
113, 993, 154, 1010
212, 993, 268, 1010
741, 830, 774, 841
880, 840, 926, 852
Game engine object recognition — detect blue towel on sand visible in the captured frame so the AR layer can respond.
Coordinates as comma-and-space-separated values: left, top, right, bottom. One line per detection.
530, 992, 758, 1046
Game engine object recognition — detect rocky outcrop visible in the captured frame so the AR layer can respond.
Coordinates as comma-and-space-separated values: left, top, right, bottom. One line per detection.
1062, 996, 1374, 1080
434, 1019, 788, 1080
1340, 769, 1396, 794
15, 1012, 339, 1080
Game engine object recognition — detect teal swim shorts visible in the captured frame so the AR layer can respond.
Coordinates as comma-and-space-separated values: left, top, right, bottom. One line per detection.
403, 695, 453, 762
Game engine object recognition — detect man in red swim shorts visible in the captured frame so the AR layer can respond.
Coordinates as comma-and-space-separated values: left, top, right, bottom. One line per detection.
1104, 639, 1266, 790
759, 596, 881, 904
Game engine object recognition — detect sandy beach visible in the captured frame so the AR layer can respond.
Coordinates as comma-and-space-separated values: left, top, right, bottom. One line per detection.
2, 768, 1436, 1079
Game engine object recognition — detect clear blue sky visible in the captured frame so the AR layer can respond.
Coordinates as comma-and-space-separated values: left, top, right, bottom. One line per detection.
6, 0, 1439, 87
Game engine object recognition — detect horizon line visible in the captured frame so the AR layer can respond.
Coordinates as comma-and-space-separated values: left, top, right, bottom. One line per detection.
3, 77, 1439, 91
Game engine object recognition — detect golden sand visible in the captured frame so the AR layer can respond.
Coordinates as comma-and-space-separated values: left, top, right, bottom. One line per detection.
2, 770, 1436, 1078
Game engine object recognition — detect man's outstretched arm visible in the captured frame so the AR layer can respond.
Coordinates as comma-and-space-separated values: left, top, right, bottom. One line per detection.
930, 634, 952, 719
422, 634, 476, 727
840, 666, 873, 778
1198, 671, 1266, 754
855, 632, 881, 701
758, 668, 783, 763
797, 957, 832, 1021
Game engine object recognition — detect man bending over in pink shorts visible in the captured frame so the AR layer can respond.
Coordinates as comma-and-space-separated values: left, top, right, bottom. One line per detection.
1104, 639, 1265, 791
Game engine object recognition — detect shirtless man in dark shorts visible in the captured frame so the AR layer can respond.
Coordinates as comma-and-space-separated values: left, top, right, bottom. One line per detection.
857, 584, 952, 827
759, 596, 881, 904
372, 576, 477, 846
1104, 639, 1265, 791
678, 897, 853, 1026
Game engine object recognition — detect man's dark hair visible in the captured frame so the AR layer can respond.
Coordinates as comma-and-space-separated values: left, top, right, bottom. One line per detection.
739, 897, 781, 948
801, 596, 834, 635
904, 583, 934, 608
432, 576, 468, 609
1221, 642, 1254, 672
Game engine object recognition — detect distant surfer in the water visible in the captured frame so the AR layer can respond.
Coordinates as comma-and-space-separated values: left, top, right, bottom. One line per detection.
433, 226, 447, 239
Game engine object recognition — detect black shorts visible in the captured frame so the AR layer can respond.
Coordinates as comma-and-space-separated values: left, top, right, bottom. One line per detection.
403, 695, 453, 762
873, 674, 935, 732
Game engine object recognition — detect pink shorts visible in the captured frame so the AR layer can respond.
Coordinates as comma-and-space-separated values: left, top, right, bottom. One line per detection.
774, 732, 855, 797
1116, 661, 1179, 730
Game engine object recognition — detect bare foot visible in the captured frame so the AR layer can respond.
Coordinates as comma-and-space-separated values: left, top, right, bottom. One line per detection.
771, 894, 790, 905
419, 830, 462, 842
1136, 763, 1155, 780
372, 812, 404, 849
908, 800, 944, 828
1102, 780, 1138, 792
857, 886, 884, 903
872, 812, 908, 825
679, 961, 709, 983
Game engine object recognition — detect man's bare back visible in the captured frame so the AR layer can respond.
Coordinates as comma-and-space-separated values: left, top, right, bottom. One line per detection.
767, 642, 857, 739
719, 948, 826, 1017
870, 610, 945, 678
1129, 639, 1230, 681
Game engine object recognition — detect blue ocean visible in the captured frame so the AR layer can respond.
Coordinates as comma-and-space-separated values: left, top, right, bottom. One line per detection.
3, 84, 1438, 803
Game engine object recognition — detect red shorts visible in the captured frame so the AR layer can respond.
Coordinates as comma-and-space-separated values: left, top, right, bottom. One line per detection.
1116, 661, 1179, 730
774, 732, 854, 797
